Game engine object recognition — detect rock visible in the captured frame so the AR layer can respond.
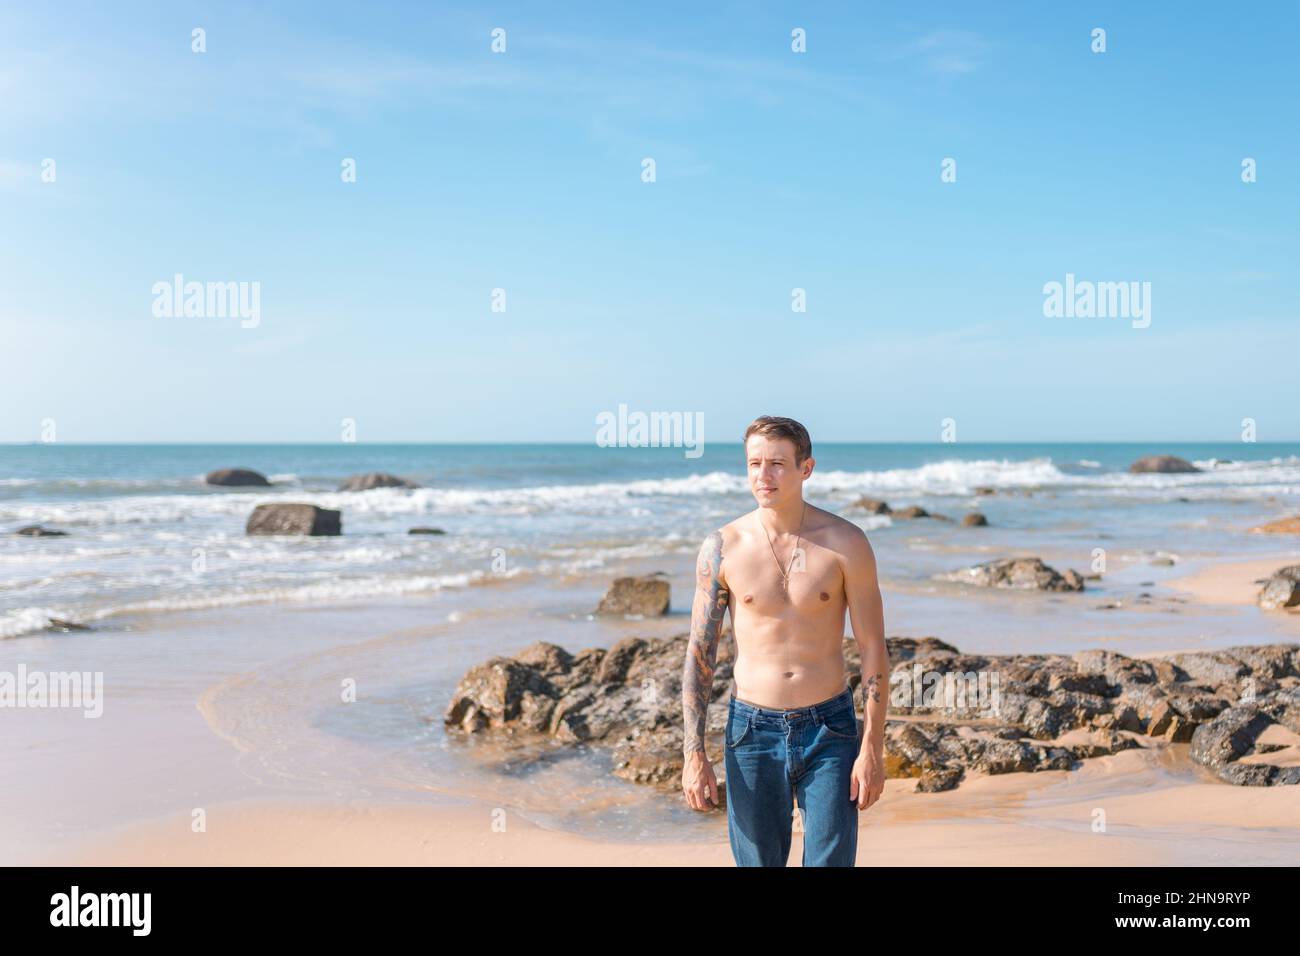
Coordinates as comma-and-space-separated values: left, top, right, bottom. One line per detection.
596, 575, 670, 616
1127, 455, 1200, 474
893, 506, 930, 519
15, 525, 67, 537
408, 527, 446, 535
1258, 566, 1300, 611
1146, 699, 1177, 736
851, 497, 891, 514
1150, 557, 1176, 567
46, 618, 91, 632
1250, 516, 1300, 535
205, 468, 271, 487
937, 557, 1085, 592
245, 503, 341, 536
973, 486, 996, 496
338, 472, 420, 491
445, 637, 1300, 796
962, 513, 988, 527
1189, 690, 1300, 786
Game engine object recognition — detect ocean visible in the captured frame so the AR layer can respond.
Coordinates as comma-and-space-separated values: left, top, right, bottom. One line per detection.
4, 442, 1300, 640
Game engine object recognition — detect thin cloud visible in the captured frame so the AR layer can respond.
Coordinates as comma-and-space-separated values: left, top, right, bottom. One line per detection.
880, 29, 991, 75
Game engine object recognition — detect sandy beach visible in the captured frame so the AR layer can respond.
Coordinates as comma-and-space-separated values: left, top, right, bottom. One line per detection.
45, 742, 1300, 866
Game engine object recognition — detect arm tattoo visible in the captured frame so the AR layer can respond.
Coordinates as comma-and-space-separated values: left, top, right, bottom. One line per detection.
865, 672, 882, 704
682, 530, 728, 756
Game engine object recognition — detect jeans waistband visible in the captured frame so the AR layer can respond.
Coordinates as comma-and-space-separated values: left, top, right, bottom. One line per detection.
729, 684, 854, 724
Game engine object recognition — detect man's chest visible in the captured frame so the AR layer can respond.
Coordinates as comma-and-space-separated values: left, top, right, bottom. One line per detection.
722, 544, 846, 619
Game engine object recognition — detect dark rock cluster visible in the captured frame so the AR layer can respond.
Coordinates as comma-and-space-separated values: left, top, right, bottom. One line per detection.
444, 634, 1300, 802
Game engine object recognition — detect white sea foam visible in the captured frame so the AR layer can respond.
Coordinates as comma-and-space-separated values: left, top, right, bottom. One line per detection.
0, 570, 487, 639
5, 456, 1300, 530
0, 606, 74, 639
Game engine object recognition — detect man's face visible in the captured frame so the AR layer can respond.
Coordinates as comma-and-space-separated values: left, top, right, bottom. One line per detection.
746, 434, 813, 508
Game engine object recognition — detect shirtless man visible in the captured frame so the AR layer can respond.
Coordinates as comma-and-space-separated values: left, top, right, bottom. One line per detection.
680, 415, 887, 867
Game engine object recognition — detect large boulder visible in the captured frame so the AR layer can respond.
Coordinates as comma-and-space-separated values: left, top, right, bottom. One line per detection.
1250, 516, 1300, 535
1128, 455, 1200, 474
246, 503, 341, 536
1258, 566, 1300, 611
851, 497, 892, 515
596, 575, 670, 616
206, 468, 271, 487
338, 472, 420, 491
962, 512, 988, 527
938, 557, 1085, 592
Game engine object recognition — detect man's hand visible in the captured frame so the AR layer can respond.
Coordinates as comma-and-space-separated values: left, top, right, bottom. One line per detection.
849, 745, 885, 811
682, 751, 720, 810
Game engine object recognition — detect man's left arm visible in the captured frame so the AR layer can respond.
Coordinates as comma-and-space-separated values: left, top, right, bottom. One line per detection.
842, 527, 887, 811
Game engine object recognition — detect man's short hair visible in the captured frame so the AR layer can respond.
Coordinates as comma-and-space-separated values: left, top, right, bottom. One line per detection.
743, 416, 812, 465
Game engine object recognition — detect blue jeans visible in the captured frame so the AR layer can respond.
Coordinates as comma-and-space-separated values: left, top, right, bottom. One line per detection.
724, 685, 861, 867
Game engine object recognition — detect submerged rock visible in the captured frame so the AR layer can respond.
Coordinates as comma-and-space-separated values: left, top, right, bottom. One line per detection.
595, 575, 670, 616
938, 557, 1085, 592
15, 525, 67, 537
1250, 516, 1300, 535
245, 503, 341, 536
46, 618, 92, 632
338, 472, 420, 491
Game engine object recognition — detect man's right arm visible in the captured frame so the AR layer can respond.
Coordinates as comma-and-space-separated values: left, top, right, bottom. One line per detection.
682, 530, 728, 757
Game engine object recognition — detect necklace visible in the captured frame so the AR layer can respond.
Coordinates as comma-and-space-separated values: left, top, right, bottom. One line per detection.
762, 501, 807, 593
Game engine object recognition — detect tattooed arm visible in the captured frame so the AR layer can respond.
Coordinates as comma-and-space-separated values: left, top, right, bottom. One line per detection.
842, 525, 887, 811
681, 530, 729, 757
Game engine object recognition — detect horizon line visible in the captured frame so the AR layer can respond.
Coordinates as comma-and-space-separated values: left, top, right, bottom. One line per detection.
3, 440, 1298, 447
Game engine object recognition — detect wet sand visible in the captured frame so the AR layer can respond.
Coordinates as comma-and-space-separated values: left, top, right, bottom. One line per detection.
1166, 554, 1300, 608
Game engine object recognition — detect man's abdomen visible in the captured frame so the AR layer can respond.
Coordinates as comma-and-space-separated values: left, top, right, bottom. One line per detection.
730, 624, 850, 710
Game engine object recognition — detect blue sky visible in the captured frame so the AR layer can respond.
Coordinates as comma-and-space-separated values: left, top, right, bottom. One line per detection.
2, 1, 1296, 442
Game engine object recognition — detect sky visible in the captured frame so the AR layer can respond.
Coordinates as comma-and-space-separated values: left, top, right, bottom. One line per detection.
1, 1, 1297, 443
